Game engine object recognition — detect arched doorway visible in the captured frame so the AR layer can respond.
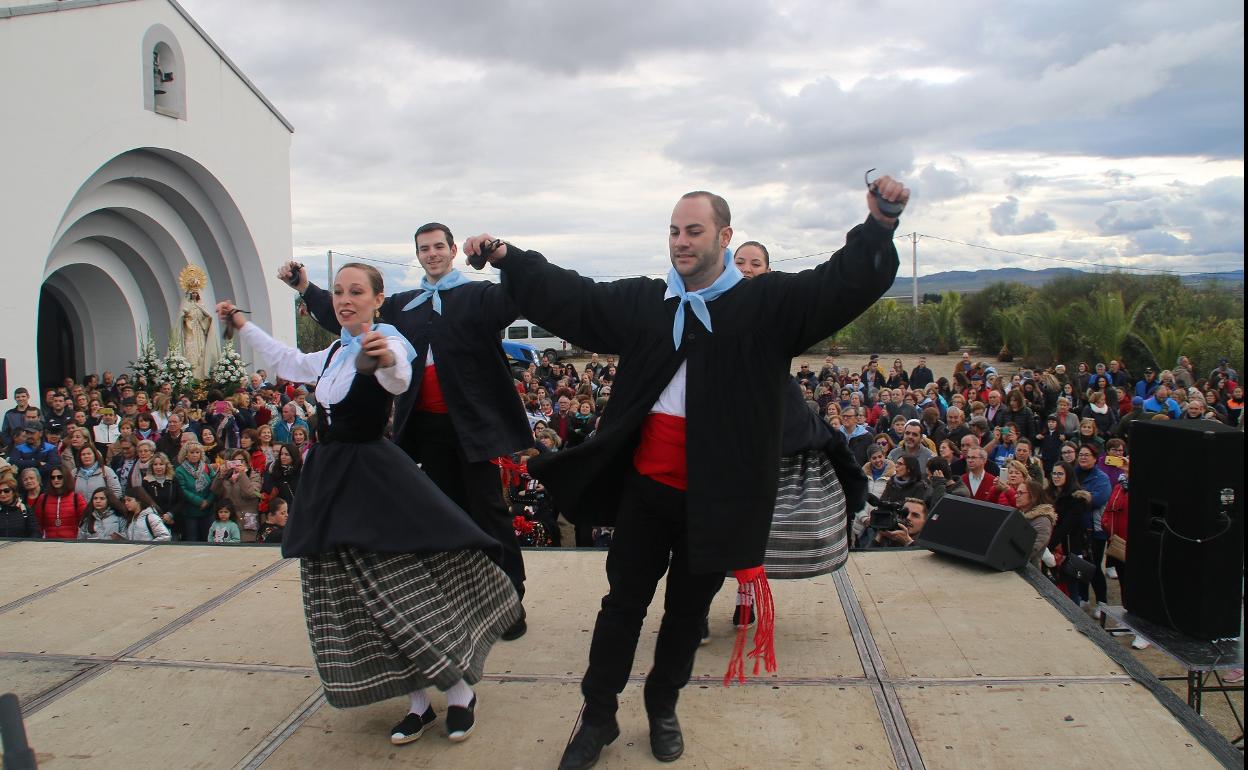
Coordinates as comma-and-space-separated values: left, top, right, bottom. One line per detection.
38, 147, 272, 391
37, 285, 78, 388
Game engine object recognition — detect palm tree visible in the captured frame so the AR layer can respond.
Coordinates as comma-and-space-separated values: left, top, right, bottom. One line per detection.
993, 308, 1029, 361
931, 290, 962, 354
1027, 301, 1072, 364
1074, 292, 1149, 364
1139, 319, 1195, 372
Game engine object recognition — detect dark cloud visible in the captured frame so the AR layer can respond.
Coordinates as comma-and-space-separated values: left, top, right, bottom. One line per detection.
178, 0, 1243, 279
990, 197, 1057, 236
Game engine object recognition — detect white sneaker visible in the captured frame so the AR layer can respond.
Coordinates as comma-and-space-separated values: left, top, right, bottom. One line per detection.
1093, 603, 1107, 620
1105, 566, 1118, 579
1041, 549, 1057, 568
1131, 636, 1150, 650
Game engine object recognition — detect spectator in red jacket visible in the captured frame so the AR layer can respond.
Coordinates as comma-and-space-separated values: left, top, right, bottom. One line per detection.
32, 466, 87, 539
960, 446, 1000, 503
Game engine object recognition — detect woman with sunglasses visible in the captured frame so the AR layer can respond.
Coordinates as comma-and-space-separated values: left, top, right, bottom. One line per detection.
0, 477, 40, 537
31, 467, 87, 539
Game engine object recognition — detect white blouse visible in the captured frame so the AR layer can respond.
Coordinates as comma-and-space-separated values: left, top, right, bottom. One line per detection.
238, 323, 412, 421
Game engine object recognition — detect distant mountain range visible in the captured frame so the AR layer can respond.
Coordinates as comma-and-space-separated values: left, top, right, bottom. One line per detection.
883, 267, 1244, 297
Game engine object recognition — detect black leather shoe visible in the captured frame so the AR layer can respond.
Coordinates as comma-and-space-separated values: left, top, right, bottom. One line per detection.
501, 607, 527, 641
648, 712, 684, 762
558, 720, 620, 770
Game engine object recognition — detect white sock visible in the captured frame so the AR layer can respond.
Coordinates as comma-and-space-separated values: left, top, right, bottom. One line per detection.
445, 679, 474, 708
408, 688, 430, 715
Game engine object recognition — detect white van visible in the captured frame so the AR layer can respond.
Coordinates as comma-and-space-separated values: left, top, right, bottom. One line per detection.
501, 319, 580, 361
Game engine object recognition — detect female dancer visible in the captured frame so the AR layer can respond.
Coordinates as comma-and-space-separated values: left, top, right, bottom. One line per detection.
217, 263, 519, 746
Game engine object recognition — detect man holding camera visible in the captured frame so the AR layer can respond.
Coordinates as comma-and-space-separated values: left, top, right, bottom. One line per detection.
873, 498, 928, 547
279, 222, 533, 640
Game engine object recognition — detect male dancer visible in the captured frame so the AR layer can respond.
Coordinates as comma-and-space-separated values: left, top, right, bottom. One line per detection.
466, 178, 907, 768
279, 222, 532, 638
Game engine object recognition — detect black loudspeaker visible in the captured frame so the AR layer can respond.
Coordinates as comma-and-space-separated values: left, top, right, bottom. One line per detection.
916, 495, 1034, 571
1125, 420, 1243, 640
0, 358, 6, 400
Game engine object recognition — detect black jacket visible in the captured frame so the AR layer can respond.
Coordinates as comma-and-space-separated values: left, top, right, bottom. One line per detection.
779, 378, 868, 514
303, 280, 533, 462
499, 217, 898, 572
0, 502, 40, 538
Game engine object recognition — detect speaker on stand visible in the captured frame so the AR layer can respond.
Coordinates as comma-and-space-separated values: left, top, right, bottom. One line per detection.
1124, 420, 1243, 640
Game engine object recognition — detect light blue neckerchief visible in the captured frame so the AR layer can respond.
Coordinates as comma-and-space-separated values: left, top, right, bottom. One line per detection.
665, 248, 742, 349
401, 268, 474, 314
325, 323, 417, 375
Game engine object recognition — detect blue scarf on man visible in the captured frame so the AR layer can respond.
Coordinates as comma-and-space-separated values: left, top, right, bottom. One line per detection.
325, 323, 417, 375
665, 248, 742, 350
401, 268, 474, 314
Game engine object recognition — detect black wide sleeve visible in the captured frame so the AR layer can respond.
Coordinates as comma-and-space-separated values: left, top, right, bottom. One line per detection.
498, 248, 651, 355
764, 216, 901, 356
301, 283, 341, 335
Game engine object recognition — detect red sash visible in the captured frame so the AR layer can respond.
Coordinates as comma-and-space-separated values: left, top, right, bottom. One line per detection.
632, 412, 687, 490
415, 364, 449, 414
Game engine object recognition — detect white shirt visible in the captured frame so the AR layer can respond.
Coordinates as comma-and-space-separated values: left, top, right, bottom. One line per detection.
238, 323, 411, 423
650, 360, 687, 418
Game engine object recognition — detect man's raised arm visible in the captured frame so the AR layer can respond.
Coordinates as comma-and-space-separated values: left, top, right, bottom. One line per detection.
463, 235, 643, 356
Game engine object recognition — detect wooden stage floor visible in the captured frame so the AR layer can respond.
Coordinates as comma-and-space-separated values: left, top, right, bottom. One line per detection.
0, 541, 1238, 769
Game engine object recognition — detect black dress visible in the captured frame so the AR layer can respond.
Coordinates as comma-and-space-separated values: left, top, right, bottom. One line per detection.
289, 347, 521, 708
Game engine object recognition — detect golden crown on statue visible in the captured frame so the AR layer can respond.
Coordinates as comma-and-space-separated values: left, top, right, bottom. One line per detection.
178, 264, 208, 295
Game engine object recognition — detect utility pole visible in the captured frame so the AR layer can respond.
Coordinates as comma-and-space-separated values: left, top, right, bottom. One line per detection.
327, 250, 333, 285
911, 232, 919, 308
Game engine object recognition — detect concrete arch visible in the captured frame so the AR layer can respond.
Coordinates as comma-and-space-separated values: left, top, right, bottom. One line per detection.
39, 146, 273, 383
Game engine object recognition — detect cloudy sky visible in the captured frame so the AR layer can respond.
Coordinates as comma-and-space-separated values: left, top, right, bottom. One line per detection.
179, 0, 1244, 291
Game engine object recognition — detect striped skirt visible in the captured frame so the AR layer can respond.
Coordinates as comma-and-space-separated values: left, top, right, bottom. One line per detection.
763, 449, 849, 579
300, 547, 522, 708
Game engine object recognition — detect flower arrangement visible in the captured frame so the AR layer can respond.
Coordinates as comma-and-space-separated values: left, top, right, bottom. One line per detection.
130, 328, 163, 388
161, 340, 195, 394
210, 340, 248, 394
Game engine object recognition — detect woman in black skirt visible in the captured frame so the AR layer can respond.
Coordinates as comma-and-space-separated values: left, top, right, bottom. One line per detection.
217, 263, 520, 747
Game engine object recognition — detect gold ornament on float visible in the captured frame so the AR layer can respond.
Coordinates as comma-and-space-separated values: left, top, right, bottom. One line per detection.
178, 264, 208, 295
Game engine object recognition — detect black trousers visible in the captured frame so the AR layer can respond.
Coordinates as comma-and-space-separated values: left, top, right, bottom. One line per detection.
403, 411, 526, 599
582, 470, 726, 725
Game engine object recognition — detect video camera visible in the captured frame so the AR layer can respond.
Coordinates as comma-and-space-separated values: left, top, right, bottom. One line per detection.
866, 493, 907, 531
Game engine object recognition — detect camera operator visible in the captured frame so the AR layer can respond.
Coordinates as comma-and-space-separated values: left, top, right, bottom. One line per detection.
873, 497, 928, 547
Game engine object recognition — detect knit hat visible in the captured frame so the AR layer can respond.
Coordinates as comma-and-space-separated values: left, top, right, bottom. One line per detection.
1131, 396, 1144, 406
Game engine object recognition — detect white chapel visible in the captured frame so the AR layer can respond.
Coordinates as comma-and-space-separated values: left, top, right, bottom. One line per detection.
0, 0, 295, 405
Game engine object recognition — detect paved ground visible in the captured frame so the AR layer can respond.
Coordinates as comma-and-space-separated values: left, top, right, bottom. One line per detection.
0, 542, 1237, 769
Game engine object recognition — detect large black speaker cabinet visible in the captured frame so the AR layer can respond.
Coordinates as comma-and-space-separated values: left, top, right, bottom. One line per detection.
0, 358, 6, 400
916, 495, 1034, 571
1125, 420, 1243, 640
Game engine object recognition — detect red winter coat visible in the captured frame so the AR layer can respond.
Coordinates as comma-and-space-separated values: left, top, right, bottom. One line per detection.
33, 492, 87, 539
1101, 485, 1129, 542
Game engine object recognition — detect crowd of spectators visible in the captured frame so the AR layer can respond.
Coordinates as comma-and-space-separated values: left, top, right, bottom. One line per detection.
791, 350, 1240, 630
2, 347, 1242, 618
1, 368, 303, 544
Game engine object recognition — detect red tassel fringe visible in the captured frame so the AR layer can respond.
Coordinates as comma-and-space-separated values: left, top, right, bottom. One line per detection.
723, 566, 777, 685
